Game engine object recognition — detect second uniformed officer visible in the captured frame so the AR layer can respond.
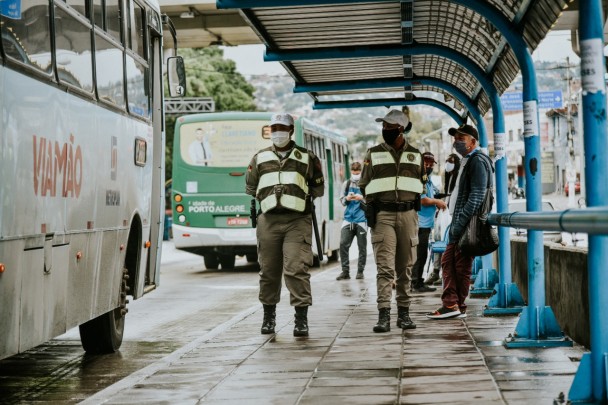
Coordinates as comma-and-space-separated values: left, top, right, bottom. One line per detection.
245, 113, 325, 337
359, 109, 425, 332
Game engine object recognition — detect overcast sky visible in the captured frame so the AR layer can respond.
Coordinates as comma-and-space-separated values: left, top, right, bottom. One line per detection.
223, 30, 581, 77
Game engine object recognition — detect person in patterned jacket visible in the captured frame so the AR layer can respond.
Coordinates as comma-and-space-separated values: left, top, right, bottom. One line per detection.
426, 124, 493, 319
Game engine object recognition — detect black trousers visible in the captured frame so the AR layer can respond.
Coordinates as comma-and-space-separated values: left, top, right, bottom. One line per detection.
339, 223, 367, 273
411, 227, 431, 288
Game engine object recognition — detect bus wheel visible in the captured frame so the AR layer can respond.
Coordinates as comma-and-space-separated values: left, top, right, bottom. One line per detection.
204, 254, 219, 269
245, 253, 258, 263
79, 268, 128, 354
219, 254, 236, 269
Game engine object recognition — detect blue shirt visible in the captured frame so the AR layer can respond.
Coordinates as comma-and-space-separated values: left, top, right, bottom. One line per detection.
418, 178, 439, 229
340, 179, 367, 224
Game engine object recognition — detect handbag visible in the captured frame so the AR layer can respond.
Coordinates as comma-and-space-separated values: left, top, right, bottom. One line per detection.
457, 187, 499, 257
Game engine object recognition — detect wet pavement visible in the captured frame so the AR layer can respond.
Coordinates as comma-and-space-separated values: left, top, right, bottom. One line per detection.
76, 252, 584, 405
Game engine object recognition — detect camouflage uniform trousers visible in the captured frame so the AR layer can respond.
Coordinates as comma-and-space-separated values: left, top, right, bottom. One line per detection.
371, 210, 419, 310
256, 211, 313, 307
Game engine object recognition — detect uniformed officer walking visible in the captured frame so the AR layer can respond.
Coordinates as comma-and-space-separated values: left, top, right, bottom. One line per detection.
245, 113, 325, 337
359, 109, 425, 332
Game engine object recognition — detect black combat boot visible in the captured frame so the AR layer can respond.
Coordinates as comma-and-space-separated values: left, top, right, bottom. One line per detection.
261, 304, 276, 334
293, 306, 309, 337
397, 306, 416, 330
373, 308, 391, 333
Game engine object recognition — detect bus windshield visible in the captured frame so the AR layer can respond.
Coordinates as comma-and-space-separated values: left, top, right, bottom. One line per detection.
180, 120, 271, 167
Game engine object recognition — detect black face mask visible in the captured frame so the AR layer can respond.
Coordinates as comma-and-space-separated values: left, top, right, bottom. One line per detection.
382, 127, 401, 144
425, 167, 433, 176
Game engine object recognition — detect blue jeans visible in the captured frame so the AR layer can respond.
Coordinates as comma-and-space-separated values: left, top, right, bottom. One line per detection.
340, 223, 367, 273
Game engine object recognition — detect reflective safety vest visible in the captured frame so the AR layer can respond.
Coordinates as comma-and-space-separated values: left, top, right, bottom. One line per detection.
364, 145, 423, 202
255, 146, 311, 213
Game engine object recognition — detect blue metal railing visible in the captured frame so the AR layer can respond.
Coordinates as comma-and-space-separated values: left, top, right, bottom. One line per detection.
488, 208, 608, 234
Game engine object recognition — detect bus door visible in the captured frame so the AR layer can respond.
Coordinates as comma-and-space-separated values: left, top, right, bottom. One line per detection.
145, 8, 164, 288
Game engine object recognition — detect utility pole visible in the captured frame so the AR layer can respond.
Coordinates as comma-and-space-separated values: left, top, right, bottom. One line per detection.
564, 56, 577, 207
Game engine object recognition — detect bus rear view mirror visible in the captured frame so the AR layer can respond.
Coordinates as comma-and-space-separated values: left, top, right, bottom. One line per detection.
167, 56, 186, 97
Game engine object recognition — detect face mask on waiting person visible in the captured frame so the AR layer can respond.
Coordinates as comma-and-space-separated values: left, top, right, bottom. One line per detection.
271, 131, 291, 148
453, 141, 468, 156
382, 127, 401, 144
445, 162, 455, 173
425, 167, 433, 176
350, 173, 361, 181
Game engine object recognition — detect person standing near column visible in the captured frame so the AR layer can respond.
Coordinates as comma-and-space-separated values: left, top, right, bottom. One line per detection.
245, 113, 325, 336
410, 152, 447, 292
425, 153, 461, 286
359, 109, 424, 332
426, 124, 492, 319
336, 161, 368, 280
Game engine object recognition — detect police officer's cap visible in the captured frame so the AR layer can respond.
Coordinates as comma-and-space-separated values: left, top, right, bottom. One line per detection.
375, 109, 410, 128
270, 113, 294, 127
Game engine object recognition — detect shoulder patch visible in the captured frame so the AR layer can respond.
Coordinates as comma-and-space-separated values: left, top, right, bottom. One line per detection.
294, 150, 302, 160
407, 153, 415, 162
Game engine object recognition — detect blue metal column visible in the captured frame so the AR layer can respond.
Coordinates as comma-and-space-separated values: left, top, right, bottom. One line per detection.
568, 0, 608, 401
502, 49, 570, 347
483, 92, 525, 315
449, 0, 570, 347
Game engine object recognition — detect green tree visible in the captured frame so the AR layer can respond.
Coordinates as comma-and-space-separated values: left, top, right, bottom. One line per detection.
165, 46, 257, 180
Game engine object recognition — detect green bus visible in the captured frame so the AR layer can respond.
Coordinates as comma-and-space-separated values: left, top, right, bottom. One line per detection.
171, 112, 349, 269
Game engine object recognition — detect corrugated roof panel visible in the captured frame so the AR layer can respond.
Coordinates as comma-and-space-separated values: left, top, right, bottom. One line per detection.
413, 55, 480, 100
291, 57, 402, 82
522, 1, 568, 48
252, 3, 401, 49
230, 0, 571, 120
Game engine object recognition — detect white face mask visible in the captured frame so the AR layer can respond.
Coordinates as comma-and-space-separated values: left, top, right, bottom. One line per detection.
445, 162, 455, 173
271, 131, 291, 148
350, 173, 361, 181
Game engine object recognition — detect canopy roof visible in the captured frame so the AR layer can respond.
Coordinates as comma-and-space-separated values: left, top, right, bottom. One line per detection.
217, 0, 573, 120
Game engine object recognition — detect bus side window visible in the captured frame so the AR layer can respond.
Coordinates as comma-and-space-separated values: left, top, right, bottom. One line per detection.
105, 0, 121, 42
125, 0, 150, 118
1, 2, 52, 73
127, 0, 146, 59
95, 32, 125, 106
54, 4, 94, 93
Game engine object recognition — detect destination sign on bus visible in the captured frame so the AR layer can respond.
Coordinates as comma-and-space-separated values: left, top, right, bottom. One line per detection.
227, 217, 249, 226
188, 200, 246, 214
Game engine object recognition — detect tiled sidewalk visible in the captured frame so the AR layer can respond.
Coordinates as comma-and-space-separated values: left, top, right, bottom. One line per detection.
82, 266, 584, 405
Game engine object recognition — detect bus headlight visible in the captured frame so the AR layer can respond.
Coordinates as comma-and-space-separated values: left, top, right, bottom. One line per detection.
178, 215, 186, 223
176, 204, 184, 213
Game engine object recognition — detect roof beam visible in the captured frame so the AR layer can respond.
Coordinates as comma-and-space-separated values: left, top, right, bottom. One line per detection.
314, 96, 466, 125
296, 76, 476, 117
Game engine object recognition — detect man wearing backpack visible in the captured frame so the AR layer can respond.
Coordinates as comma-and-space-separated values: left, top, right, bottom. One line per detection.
426, 124, 493, 319
336, 161, 368, 280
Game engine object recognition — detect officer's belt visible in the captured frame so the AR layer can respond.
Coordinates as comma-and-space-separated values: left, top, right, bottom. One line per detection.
376, 201, 415, 212
264, 207, 310, 215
